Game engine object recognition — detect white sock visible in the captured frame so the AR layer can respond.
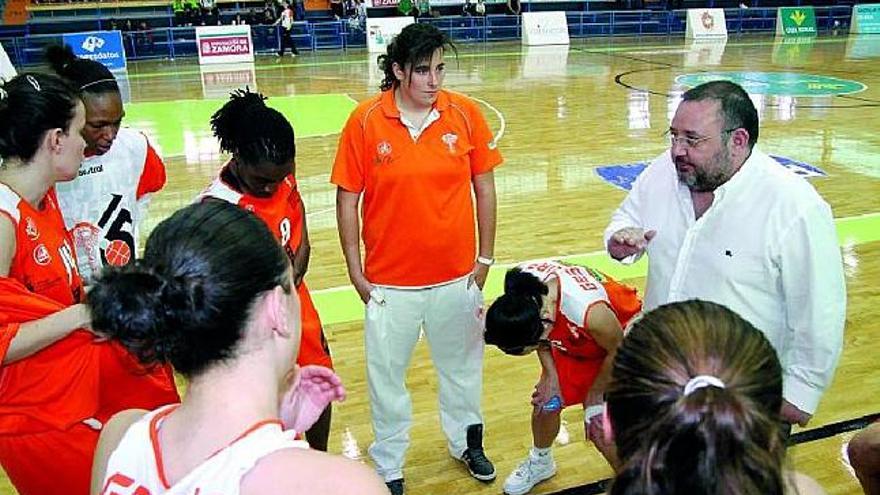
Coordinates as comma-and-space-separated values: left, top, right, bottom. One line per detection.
530, 446, 552, 459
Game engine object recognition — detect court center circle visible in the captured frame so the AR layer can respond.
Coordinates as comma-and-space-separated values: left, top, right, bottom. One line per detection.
676, 71, 867, 97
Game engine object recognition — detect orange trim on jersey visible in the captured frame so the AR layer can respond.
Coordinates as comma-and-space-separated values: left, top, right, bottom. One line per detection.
149, 405, 283, 490
136, 140, 167, 199
148, 405, 180, 490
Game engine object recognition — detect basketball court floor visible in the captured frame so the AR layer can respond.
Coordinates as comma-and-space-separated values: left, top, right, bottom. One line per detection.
2, 32, 878, 494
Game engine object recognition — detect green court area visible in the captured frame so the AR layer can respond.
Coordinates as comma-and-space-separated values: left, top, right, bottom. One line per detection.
311, 212, 880, 325
125, 94, 357, 157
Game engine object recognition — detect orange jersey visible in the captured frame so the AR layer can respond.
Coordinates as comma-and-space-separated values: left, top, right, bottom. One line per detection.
0, 184, 83, 305
0, 183, 100, 433
331, 89, 503, 286
521, 261, 642, 406
199, 168, 332, 368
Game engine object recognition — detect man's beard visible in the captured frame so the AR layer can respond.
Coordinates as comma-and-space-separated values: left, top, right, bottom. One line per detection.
676, 147, 733, 192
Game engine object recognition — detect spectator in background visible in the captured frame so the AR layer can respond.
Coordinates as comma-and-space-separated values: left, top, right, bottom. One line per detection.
506, 0, 520, 15
330, 0, 344, 19
274, 3, 300, 56
262, 1, 277, 24
171, 0, 186, 26
462, 0, 475, 16
474, 0, 486, 16
294, 0, 306, 20
199, 0, 218, 24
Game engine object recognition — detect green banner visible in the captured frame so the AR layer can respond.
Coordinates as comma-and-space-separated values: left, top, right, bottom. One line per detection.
777, 6, 818, 37
852, 3, 880, 34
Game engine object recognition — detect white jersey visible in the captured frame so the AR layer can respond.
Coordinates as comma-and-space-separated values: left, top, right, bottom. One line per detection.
100, 405, 309, 495
56, 128, 166, 283
520, 260, 609, 328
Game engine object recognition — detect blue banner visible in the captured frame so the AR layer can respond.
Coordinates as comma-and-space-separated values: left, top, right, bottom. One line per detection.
62, 31, 127, 70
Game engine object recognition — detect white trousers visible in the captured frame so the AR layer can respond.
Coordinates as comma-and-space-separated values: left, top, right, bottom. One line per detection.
365, 277, 485, 482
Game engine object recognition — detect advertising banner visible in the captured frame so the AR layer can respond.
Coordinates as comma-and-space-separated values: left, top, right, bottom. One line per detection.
62, 30, 127, 70
196, 25, 255, 65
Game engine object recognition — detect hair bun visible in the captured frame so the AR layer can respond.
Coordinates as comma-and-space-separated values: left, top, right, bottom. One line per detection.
45, 44, 77, 74
504, 268, 546, 299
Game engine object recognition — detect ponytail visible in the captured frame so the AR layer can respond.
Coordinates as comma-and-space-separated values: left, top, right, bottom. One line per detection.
484, 268, 548, 355
610, 386, 785, 495
606, 300, 785, 495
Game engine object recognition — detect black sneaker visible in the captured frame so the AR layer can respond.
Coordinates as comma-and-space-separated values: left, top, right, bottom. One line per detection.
459, 424, 496, 481
385, 478, 405, 495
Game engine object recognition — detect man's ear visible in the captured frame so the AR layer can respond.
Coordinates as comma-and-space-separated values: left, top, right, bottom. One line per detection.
730, 128, 750, 151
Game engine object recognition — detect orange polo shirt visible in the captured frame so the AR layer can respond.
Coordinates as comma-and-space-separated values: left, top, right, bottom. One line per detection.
331, 89, 503, 287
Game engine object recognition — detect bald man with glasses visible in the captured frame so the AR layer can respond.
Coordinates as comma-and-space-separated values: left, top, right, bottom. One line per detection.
604, 80, 846, 433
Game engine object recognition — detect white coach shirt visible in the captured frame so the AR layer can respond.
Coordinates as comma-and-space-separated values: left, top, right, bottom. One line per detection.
604, 147, 845, 414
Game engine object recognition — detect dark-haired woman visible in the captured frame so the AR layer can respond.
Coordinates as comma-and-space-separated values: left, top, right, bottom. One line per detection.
46, 44, 180, 425
332, 23, 501, 492
0, 72, 97, 495
604, 300, 824, 495
88, 201, 386, 495
484, 260, 640, 495
197, 89, 334, 451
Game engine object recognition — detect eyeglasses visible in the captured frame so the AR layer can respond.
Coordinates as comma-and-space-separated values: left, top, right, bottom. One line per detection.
665, 128, 739, 149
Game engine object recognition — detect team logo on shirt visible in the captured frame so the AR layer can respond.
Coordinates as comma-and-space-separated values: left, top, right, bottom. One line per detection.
441, 133, 458, 153
377, 141, 392, 156
25, 217, 39, 241
375, 141, 393, 166
33, 244, 51, 266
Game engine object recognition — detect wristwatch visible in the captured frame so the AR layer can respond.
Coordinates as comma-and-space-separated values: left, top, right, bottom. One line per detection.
476, 256, 495, 266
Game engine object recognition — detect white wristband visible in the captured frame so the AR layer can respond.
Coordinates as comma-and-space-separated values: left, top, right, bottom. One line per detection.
476, 256, 495, 266
584, 404, 604, 424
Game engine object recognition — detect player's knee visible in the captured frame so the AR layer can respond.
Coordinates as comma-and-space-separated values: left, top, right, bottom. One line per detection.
849, 428, 880, 472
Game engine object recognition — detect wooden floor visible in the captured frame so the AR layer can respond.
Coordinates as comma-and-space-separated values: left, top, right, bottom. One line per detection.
4, 33, 879, 494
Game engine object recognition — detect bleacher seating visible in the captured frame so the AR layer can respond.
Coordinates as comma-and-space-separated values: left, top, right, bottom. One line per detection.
0, 0, 859, 66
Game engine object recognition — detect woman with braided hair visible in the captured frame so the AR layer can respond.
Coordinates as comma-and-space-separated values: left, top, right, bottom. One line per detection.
197, 88, 335, 451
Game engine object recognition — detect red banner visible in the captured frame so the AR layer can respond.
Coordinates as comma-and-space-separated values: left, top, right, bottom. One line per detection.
199, 36, 251, 57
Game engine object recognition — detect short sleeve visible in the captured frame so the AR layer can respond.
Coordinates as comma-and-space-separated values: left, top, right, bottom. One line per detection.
330, 112, 367, 193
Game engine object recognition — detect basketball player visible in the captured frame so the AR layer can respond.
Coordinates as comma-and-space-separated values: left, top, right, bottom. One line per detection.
47, 44, 180, 423
198, 89, 335, 451
47, 45, 165, 283
88, 202, 385, 495
0, 72, 99, 495
484, 260, 641, 495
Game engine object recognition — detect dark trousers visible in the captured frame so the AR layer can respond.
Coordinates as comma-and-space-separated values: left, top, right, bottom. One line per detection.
279, 27, 299, 55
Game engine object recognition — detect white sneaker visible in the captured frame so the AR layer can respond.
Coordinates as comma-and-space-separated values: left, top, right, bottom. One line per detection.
503, 453, 556, 495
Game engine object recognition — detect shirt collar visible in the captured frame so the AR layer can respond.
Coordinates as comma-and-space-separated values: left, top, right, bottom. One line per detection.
714, 146, 762, 199
380, 88, 450, 118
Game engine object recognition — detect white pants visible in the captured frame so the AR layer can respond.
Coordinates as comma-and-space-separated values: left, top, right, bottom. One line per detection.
365, 277, 485, 482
